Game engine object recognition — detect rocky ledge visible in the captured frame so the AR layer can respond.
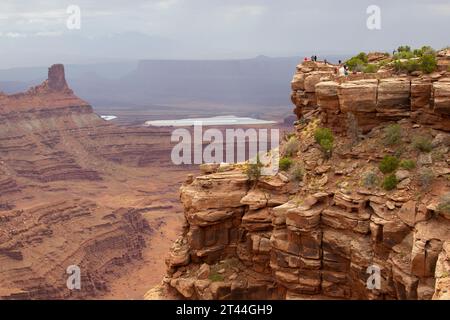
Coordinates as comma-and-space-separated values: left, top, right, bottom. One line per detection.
155, 52, 450, 300
291, 50, 450, 133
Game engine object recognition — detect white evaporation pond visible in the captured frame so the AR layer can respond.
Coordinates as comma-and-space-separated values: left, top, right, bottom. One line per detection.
145, 115, 276, 127
100, 115, 118, 121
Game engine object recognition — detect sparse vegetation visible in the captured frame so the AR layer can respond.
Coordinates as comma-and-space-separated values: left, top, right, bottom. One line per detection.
345, 52, 386, 73
289, 162, 304, 182
279, 157, 293, 171
319, 139, 333, 158
314, 127, 334, 144
393, 59, 420, 73
413, 135, 433, 153
363, 64, 379, 73
399, 159, 416, 170
393, 45, 437, 74
379, 155, 400, 174
432, 150, 445, 162
393, 145, 406, 158
345, 52, 368, 71
437, 194, 450, 215
361, 171, 379, 188
420, 54, 438, 74
208, 273, 224, 282
314, 127, 334, 158
245, 155, 263, 182
383, 124, 402, 146
382, 174, 398, 191
418, 168, 434, 189
283, 136, 300, 157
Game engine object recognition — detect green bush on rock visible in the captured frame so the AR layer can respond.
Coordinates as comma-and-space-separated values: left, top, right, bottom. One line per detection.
379, 156, 400, 174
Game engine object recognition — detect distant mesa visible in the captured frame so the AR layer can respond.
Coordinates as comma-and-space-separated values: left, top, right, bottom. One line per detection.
0, 63, 88, 113
48, 64, 69, 92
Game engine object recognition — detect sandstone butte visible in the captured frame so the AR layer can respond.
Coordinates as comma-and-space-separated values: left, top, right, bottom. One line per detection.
149, 49, 450, 300
0, 64, 188, 299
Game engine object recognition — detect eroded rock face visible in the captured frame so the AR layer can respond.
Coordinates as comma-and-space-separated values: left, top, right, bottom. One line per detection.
165, 165, 449, 299
0, 65, 185, 299
433, 80, 450, 115
48, 64, 70, 92
291, 61, 450, 133
162, 118, 450, 300
433, 241, 450, 300
158, 56, 450, 301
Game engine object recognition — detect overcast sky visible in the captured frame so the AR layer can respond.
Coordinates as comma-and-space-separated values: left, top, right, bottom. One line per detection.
0, 0, 449, 68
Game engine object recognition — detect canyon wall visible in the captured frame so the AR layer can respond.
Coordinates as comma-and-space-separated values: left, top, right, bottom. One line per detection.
160, 55, 450, 300
290, 54, 450, 133
0, 65, 184, 299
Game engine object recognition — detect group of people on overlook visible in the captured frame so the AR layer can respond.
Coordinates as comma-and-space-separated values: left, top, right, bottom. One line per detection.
304, 55, 350, 76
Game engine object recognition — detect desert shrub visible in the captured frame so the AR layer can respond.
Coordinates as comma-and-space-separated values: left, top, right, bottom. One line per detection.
383, 124, 402, 145
289, 162, 304, 182
245, 155, 263, 181
361, 171, 379, 188
393, 145, 407, 158
437, 194, 450, 215
382, 174, 398, 191
397, 45, 411, 53
413, 135, 433, 153
314, 127, 334, 144
393, 59, 420, 73
394, 51, 415, 60
413, 46, 435, 57
392, 45, 437, 73
279, 157, 293, 171
399, 159, 416, 170
319, 138, 333, 158
420, 54, 438, 74
379, 156, 400, 174
283, 136, 300, 157
314, 127, 334, 158
346, 52, 368, 71
363, 64, 379, 73
284, 133, 296, 142
209, 273, 224, 282
418, 168, 434, 189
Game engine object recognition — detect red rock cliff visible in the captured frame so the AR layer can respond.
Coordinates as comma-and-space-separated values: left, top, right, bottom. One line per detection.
157, 53, 450, 301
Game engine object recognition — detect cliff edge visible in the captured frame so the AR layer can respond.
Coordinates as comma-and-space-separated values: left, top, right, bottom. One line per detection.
155, 50, 450, 300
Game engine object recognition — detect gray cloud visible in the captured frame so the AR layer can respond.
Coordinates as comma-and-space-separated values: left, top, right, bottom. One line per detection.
0, 0, 449, 68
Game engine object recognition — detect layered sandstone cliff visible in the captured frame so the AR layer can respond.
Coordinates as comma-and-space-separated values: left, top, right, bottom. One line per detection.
291, 51, 450, 133
158, 54, 450, 300
0, 65, 184, 299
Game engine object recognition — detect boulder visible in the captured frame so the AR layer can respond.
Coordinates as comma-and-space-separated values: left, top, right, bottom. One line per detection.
316, 81, 340, 111
240, 189, 268, 210
397, 200, 417, 227
338, 80, 378, 113
395, 170, 410, 182
433, 80, 450, 115
433, 241, 450, 300
411, 79, 432, 110
377, 78, 411, 110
